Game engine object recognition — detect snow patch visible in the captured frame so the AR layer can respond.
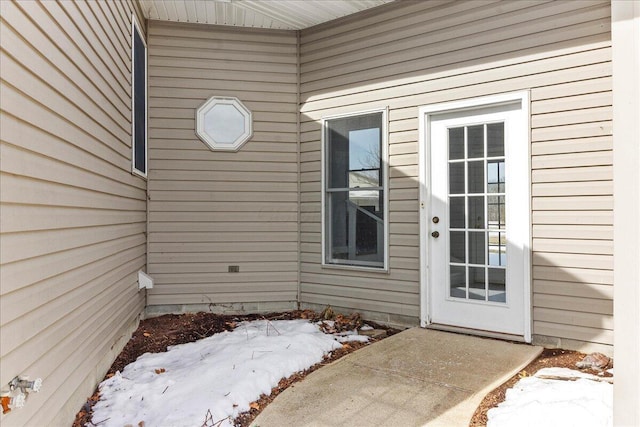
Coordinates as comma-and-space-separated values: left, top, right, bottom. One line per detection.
487, 367, 613, 427
334, 330, 370, 343
90, 319, 361, 427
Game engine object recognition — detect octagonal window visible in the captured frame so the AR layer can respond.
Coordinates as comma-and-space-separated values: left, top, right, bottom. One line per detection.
196, 96, 252, 151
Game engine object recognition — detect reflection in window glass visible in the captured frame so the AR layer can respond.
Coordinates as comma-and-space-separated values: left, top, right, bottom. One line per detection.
468, 231, 485, 265
468, 196, 485, 229
487, 161, 505, 193
469, 266, 486, 300
325, 112, 385, 268
488, 231, 506, 266
488, 196, 506, 230
488, 268, 506, 302
450, 265, 466, 298
348, 128, 380, 187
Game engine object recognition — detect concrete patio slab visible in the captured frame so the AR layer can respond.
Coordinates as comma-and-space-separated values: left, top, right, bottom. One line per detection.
252, 328, 542, 427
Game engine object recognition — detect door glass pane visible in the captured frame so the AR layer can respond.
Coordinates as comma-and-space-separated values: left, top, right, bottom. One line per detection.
467, 125, 484, 158
488, 231, 506, 266
449, 162, 464, 194
450, 231, 465, 263
488, 196, 505, 230
450, 265, 466, 298
488, 231, 507, 266
468, 231, 485, 265
487, 123, 504, 157
468, 196, 485, 229
449, 197, 465, 228
488, 268, 506, 302
487, 161, 505, 193
449, 127, 464, 160
468, 161, 484, 193
446, 122, 508, 305
487, 160, 505, 193
469, 266, 486, 300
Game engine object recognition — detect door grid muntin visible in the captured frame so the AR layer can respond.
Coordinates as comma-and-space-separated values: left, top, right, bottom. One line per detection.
447, 121, 507, 303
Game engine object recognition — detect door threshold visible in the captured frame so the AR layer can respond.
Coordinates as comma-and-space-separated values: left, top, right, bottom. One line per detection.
425, 323, 527, 344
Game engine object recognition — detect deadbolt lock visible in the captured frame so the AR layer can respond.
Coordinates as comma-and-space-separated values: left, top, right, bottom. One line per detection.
432, 216, 439, 223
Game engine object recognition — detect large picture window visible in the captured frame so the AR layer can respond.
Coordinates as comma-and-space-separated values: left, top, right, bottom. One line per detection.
132, 16, 147, 177
323, 110, 387, 269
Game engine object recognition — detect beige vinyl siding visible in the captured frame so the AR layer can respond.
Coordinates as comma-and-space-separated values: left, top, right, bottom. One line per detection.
0, 1, 146, 425
146, 21, 299, 311
299, 0, 613, 346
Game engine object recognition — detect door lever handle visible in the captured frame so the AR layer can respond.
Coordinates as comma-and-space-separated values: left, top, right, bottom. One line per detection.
431, 231, 440, 238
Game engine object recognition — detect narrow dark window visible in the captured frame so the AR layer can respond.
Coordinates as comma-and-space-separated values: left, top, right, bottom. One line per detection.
132, 18, 147, 176
323, 111, 387, 269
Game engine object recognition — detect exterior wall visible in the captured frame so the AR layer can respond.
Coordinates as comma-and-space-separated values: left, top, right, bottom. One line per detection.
299, 0, 613, 349
0, 1, 147, 425
146, 21, 299, 314
612, 0, 640, 423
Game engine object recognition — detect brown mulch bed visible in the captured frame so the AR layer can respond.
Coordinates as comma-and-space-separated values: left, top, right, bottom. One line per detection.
469, 348, 613, 426
72, 310, 399, 427
73, 312, 611, 427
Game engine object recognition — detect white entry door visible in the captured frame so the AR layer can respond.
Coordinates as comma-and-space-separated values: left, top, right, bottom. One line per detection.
420, 93, 531, 340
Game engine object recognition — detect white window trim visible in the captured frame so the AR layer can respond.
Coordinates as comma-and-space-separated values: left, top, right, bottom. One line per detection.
321, 107, 389, 272
195, 96, 253, 152
131, 13, 147, 178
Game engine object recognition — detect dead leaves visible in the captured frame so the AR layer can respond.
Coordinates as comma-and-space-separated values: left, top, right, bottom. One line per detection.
317, 307, 363, 334
154, 368, 166, 374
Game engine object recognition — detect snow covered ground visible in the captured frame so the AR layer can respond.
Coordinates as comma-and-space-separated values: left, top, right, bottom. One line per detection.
90, 319, 367, 427
90, 319, 613, 427
487, 367, 613, 427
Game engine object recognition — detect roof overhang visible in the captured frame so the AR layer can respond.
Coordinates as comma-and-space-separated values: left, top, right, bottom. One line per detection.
139, 0, 394, 30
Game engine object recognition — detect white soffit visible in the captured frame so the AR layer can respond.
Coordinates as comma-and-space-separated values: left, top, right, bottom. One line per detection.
139, 0, 394, 30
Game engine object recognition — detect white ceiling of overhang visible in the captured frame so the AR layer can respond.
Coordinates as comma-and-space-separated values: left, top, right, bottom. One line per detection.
139, 0, 394, 30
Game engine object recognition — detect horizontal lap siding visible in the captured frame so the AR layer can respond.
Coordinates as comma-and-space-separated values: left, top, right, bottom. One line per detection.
0, 1, 146, 425
299, 0, 613, 345
146, 21, 299, 309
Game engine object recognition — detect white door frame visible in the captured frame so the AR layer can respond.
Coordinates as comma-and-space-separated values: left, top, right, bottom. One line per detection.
418, 91, 532, 343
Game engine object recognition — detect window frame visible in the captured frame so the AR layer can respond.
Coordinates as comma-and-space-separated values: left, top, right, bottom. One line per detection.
321, 108, 389, 271
195, 96, 253, 152
131, 14, 147, 178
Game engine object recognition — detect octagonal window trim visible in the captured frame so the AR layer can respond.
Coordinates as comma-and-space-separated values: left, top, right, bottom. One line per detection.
196, 96, 252, 151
